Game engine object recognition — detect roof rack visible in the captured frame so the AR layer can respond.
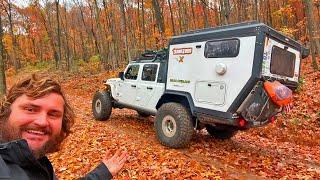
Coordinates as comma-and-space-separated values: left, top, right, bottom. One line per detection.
131, 49, 168, 63
181, 21, 260, 36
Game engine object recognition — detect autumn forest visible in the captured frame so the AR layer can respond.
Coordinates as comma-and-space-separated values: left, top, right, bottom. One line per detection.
0, 0, 320, 179
0, 0, 319, 72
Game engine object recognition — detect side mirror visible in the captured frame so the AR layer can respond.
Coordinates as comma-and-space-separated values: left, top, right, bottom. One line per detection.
118, 72, 124, 80
301, 47, 310, 59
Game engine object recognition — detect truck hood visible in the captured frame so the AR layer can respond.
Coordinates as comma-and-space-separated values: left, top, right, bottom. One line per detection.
105, 78, 121, 85
106, 78, 121, 83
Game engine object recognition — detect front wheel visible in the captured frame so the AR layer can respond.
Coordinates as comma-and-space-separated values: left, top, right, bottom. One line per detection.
92, 91, 112, 121
206, 125, 237, 139
155, 103, 194, 148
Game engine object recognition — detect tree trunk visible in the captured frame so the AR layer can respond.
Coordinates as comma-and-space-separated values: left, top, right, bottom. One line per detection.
168, 0, 176, 35
152, 0, 165, 33
237, 0, 243, 22
0, 13, 6, 97
55, 0, 62, 69
76, 0, 98, 57
182, 0, 189, 31
103, 0, 115, 68
40, 1, 59, 69
317, 4, 320, 29
137, 0, 142, 50
253, 0, 258, 21
103, 0, 120, 68
87, 3, 100, 56
266, 0, 273, 26
190, 0, 197, 29
93, 0, 108, 70
202, 0, 209, 27
152, 0, 165, 46
118, 0, 131, 62
63, 4, 72, 71
303, 0, 319, 71
6, 0, 21, 70
223, 0, 231, 24
79, 31, 87, 61
142, 0, 146, 51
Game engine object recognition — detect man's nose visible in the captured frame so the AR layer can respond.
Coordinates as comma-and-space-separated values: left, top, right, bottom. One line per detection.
33, 112, 49, 127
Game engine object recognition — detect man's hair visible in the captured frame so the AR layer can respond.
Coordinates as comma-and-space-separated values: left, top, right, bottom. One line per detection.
0, 74, 75, 139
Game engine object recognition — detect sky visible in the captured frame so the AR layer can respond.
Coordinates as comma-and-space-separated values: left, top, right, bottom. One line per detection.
13, 0, 29, 8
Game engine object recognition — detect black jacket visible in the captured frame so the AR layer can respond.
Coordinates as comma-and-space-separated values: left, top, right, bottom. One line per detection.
0, 139, 113, 180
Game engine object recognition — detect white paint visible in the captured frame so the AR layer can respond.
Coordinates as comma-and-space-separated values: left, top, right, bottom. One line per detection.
166, 36, 257, 112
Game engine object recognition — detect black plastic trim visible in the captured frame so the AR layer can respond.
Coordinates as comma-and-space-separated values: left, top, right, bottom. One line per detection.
159, 90, 195, 113
170, 28, 257, 45
163, 90, 234, 120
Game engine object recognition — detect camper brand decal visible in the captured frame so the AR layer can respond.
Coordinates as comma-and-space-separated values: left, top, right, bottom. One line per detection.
172, 48, 193, 55
170, 79, 191, 84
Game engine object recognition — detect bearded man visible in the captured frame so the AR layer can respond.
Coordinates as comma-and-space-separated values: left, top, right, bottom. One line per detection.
0, 75, 128, 179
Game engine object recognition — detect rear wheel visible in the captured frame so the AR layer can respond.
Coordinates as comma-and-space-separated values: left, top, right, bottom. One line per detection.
155, 103, 194, 148
92, 91, 112, 121
206, 125, 237, 139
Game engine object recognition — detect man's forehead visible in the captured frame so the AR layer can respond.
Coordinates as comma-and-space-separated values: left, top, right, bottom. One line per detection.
15, 93, 65, 108
25, 93, 64, 100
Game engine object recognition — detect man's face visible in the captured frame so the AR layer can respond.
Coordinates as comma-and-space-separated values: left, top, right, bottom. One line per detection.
4, 93, 64, 156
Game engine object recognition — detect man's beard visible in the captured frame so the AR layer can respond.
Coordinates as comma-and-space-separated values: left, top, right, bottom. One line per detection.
0, 121, 64, 159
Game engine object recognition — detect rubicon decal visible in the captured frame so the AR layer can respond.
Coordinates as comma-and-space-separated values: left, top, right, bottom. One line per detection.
172, 48, 193, 55
170, 79, 191, 84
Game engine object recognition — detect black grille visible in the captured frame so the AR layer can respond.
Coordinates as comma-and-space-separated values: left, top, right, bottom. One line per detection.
270, 46, 296, 77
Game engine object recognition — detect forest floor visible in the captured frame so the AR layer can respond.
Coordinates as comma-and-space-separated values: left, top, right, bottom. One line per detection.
7, 58, 320, 179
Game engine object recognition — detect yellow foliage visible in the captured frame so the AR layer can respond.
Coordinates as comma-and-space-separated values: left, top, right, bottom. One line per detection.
279, 27, 297, 38
2, 34, 13, 53
106, 35, 113, 42
144, 0, 153, 9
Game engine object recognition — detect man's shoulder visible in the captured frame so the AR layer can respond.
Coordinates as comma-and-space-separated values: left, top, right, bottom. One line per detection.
0, 155, 11, 178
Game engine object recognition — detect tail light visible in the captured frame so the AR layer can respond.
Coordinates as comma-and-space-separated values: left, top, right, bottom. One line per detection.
238, 118, 247, 127
269, 116, 276, 123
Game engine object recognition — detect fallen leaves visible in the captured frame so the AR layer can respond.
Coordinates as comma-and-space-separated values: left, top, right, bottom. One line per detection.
7, 58, 320, 179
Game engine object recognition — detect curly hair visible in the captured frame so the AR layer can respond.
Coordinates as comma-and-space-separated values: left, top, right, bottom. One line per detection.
0, 74, 75, 140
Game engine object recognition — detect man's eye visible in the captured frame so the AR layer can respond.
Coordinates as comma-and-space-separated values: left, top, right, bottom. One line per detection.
49, 112, 62, 118
24, 107, 35, 112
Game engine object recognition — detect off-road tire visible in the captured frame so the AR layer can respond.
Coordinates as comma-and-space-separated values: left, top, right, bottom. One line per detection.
206, 125, 237, 139
137, 111, 151, 117
92, 91, 112, 121
155, 103, 194, 148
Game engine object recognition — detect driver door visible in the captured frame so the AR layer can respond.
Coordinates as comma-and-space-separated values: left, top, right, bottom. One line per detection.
116, 64, 140, 105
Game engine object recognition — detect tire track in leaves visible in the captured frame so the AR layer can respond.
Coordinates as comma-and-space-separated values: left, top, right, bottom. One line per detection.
92, 109, 264, 179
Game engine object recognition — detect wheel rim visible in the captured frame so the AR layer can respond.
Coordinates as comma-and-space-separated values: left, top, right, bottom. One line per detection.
95, 99, 102, 113
162, 115, 177, 137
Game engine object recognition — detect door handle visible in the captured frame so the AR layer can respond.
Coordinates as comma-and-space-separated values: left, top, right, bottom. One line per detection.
147, 87, 153, 90
131, 85, 136, 88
